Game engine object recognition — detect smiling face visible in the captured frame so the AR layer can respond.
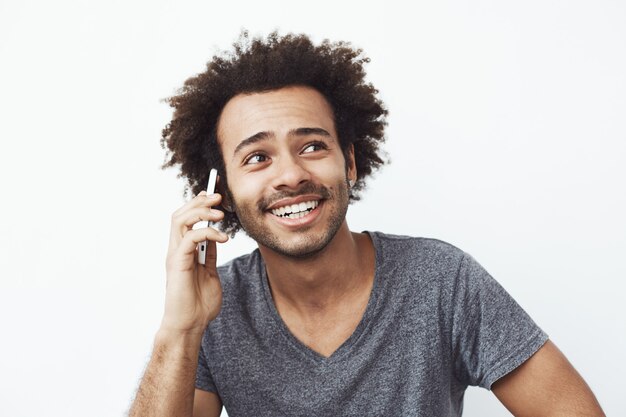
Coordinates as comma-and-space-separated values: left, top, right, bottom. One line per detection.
217, 85, 356, 258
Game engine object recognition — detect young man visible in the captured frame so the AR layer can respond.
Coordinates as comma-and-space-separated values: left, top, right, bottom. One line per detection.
129, 33, 604, 416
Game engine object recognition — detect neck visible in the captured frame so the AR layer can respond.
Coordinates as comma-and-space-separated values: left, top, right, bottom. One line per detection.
259, 222, 375, 316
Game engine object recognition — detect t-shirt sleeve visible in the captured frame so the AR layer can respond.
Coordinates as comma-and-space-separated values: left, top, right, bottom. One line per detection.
195, 342, 218, 393
451, 252, 548, 389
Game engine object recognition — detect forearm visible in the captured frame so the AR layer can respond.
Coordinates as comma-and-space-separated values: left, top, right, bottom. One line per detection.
129, 329, 203, 417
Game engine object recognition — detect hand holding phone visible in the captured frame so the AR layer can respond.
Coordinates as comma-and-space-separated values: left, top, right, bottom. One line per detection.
161, 168, 227, 334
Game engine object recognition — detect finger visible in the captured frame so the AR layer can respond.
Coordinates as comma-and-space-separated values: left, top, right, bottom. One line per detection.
172, 192, 222, 218
179, 207, 225, 230
177, 227, 229, 259
169, 208, 226, 253
169, 196, 224, 247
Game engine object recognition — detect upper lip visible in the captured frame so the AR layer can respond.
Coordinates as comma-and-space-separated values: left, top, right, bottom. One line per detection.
265, 194, 323, 211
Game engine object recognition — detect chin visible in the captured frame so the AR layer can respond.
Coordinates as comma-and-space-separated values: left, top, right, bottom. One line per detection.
260, 233, 336, 259
243, 209, 347, 259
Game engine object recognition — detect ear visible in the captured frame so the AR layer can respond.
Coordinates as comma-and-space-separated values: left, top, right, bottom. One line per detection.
217, 175, 234, 212
346, 143, 357, 184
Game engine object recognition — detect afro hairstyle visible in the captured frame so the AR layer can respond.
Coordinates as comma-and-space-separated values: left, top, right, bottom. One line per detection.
161, 31, 388, 236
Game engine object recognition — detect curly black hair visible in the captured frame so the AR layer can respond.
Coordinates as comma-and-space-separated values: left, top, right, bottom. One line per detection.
161, 31, 388, 236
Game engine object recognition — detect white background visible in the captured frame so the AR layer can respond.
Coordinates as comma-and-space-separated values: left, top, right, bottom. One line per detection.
1, 0, 624, 416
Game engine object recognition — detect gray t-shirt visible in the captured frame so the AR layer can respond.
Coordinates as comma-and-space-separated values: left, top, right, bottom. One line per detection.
196, 232, 548, 416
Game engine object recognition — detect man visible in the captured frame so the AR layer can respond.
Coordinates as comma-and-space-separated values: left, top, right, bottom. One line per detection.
129, 32, 604, 416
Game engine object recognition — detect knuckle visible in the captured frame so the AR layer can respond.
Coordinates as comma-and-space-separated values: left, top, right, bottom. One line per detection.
208, 207, 224, 218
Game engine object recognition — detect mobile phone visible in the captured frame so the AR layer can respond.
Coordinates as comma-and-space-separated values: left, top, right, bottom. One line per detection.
197, 168, 218, 265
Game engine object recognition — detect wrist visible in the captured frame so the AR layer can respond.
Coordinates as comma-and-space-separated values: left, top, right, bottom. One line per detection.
158, 315, 209, 338
155, 326, 205, 349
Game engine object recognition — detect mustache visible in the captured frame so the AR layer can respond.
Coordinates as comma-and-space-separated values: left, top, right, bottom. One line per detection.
257, 182, 332, 211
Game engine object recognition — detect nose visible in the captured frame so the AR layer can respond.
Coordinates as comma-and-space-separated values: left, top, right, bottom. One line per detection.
271, 154, 312, 190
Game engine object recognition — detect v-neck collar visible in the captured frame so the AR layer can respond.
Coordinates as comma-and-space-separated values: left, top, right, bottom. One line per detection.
258, 231, 382, 365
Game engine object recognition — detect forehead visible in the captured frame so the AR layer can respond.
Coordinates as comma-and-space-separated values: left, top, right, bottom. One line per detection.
216, 85, 336, 155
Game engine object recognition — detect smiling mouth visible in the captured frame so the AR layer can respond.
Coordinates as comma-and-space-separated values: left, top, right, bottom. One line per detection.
269, 200, 320, 219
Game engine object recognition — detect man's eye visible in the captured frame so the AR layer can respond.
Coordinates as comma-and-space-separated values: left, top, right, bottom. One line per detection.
244, 154, 267, 165
302, 142, 327, 154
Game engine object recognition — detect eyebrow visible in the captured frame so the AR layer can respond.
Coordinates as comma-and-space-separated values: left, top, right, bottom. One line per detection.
231, 127, 332, 160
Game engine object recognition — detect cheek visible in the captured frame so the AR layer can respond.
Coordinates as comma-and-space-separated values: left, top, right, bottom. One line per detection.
228, 174, 266, 205
313, 157, 348, 178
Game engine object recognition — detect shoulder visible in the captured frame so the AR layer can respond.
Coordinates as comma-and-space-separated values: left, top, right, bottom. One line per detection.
365, 231, 474, 301
367, 231, 466, 273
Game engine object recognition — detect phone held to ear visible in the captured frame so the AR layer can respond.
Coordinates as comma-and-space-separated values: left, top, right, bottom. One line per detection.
197, 168, 218, 265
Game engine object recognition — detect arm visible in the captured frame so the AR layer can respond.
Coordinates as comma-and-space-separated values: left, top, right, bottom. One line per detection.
492, 340, 605, 417
128, 191, 228, 417
129, 330, 222, 417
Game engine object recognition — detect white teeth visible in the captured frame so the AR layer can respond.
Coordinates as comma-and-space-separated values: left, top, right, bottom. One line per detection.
270, 200, 320, 217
